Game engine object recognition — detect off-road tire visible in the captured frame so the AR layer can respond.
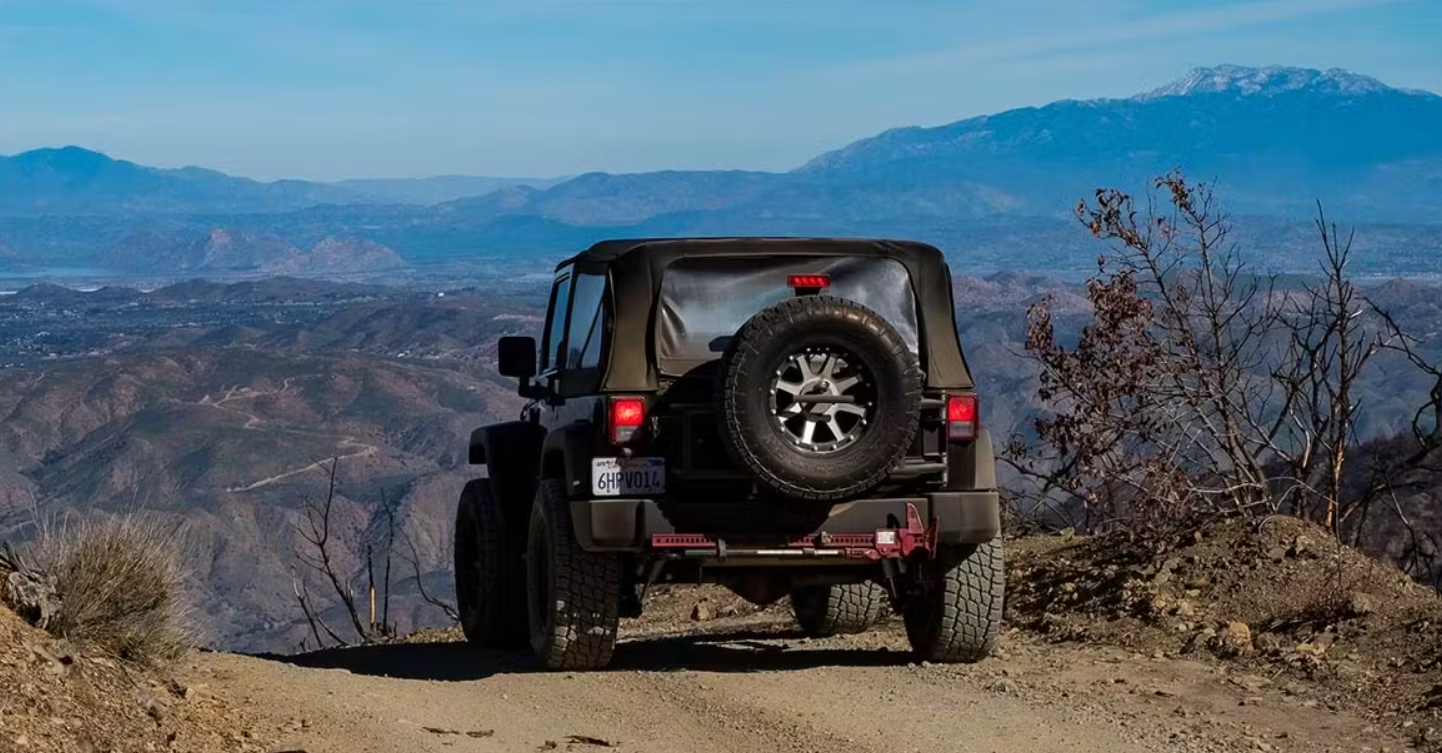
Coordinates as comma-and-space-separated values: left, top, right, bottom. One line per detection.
718, 294, 924, 502
525, 478, 621, 671
791, 581, 889, 638
453, 479, 528, 647
903, 536, 1004, 663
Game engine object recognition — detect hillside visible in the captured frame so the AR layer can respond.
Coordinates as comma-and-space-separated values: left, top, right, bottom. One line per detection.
0, 346, 529, 651
101, 229, 406, 276
0, 279, 543, 651
0, 602, 268, 752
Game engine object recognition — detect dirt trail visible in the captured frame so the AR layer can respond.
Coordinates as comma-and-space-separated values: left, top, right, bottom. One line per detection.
196, 379, 382, 492
190, 610, 1408, 753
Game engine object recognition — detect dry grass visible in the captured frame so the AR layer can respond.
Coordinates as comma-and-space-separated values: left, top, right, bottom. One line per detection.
30, 512, 197, 664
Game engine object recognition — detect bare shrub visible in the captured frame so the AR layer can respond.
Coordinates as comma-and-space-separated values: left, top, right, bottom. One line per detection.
29, 512, 196, 664
1006, 170, 1437, 544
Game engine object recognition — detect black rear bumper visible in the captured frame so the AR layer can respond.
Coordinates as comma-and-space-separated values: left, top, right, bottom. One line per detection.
570, 491, 1000, 553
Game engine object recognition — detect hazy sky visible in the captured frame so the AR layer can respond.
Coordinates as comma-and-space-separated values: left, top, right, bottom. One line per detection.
1, 0, 1438, 181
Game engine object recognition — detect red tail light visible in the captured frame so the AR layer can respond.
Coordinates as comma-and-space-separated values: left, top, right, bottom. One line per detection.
946, 394, 977, 441
610, 397, 645, 443
787, 274, 830, 290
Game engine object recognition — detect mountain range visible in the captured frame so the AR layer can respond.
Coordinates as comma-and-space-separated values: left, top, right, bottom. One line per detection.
2, 65, 1440, 277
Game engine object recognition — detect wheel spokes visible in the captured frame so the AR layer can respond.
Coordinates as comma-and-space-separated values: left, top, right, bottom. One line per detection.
769, 345, 874, 453
775, 378, 805, 395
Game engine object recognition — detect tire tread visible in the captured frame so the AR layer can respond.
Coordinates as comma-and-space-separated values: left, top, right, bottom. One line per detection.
529, 479, 621, 671
454, 479, 527, 646
792, 581, 889, 637
904, 537, 1004, 663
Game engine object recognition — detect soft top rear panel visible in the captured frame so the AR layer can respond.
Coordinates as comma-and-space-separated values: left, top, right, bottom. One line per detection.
656, 255, 919, 376
567, 238, 973, 392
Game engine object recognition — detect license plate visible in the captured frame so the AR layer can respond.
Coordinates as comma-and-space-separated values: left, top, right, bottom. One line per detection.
591, 457, 666, 497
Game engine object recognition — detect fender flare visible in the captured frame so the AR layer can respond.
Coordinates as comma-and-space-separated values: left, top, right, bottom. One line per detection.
470, 421, 544, 529
540, 422, 597, 498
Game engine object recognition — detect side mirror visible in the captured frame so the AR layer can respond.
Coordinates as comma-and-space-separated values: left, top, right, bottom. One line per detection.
497, 336, 538, 378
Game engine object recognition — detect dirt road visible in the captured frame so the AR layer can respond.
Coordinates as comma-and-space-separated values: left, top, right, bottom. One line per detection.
189, 600, 1407, 753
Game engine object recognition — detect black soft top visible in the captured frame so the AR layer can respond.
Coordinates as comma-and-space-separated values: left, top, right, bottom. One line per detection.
558, 236, 939, 270
556, 237, 974, 392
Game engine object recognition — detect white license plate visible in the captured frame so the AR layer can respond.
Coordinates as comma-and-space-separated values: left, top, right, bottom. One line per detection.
591, 457, 666, 497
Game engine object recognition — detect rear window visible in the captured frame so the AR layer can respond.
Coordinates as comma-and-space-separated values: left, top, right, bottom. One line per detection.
655, 255, 918, 374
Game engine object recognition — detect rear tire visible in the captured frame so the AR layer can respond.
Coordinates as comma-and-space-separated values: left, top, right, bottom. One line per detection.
903, 536, 1004, 663
791, 581, 889, 638
526, 478, 622, 671
453, 479, 528, 647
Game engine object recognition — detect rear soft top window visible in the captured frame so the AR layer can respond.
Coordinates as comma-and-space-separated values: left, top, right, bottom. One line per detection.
655, 255, 918, 375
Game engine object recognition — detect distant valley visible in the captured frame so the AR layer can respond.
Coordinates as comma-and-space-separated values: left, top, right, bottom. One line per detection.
2, 65, 1441, 282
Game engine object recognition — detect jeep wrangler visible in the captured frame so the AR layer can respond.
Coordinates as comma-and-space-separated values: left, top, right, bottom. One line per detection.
455, 237, 1002, 671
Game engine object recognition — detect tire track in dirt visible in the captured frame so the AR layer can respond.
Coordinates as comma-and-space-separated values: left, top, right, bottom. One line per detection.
194, 625, 1181, 753
189, 608, 1421, 753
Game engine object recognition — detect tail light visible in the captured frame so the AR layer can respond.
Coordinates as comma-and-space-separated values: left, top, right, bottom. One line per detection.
946, 394, 977, 441
787, 274, 830, 291
609, 397, 646, 444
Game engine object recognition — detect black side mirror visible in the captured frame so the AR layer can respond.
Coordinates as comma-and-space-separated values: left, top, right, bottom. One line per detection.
497, 336, 538, 378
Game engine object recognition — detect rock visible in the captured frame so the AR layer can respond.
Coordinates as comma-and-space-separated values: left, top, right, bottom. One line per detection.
1296, 632, 1335, 657
1, 550, 62, 630
1253, 632, 1285, 654
1183, 627, 1217, 654
1287, 536, 1310, 558
1266, 546, 1287, 562
1173, 600, 1196, 618
987, 678, 1019, 695
1210, 622, 1253, 658
1183, 573, 1211, 589
1230, 674, 1271, 692
1346, 592, 1375, 617
690, 602, 713, 621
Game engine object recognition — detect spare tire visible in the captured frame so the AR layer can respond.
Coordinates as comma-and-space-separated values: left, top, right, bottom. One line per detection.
717, 294, 923, 501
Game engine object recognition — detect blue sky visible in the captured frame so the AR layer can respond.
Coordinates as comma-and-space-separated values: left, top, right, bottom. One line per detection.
0, 0, 1438, 181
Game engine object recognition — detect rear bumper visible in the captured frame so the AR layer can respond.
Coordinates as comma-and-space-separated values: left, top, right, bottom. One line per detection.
570, 491, 1000, 554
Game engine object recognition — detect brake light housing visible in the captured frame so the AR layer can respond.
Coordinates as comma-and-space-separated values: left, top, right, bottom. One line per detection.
946, 394, 977, 441
609, 396, 646, 444
787, 274, 830, 292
